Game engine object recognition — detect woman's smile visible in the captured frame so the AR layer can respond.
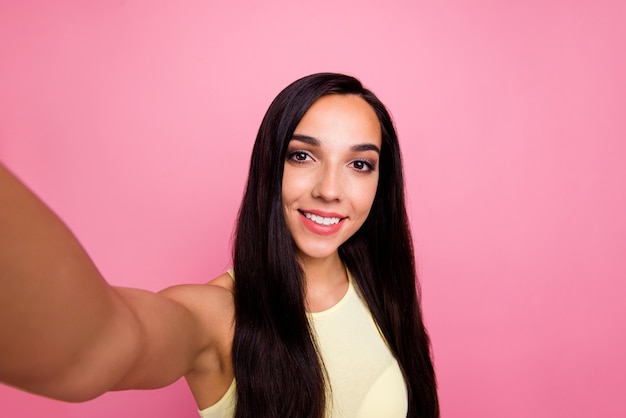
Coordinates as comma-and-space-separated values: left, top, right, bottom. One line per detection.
298, 209, 346, 235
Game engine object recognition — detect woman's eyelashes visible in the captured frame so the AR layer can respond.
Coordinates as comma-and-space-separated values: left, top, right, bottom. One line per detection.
286, 150, 314, 163
350, 159, 376, 173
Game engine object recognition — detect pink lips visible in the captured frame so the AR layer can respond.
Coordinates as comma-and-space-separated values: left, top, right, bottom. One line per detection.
298, 209, 345, 236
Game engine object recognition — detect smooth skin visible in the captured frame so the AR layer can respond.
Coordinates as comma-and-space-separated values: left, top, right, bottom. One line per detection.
0, 93, 381, 410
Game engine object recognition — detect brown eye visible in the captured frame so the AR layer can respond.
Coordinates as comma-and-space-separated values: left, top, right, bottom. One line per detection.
287, 151, 312, 163
350, 160, 374, 172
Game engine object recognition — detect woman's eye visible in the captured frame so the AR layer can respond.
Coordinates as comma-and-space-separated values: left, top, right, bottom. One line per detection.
287, 151, 311, 163
351, 160, 374, 172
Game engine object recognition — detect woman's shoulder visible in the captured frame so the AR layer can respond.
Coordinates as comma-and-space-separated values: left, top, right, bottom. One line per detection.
208, 271, 235, 293
158, 272, 235, 342
160, 271, 233, 304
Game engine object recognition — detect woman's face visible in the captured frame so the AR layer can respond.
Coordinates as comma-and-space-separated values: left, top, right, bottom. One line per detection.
282, 94, 381, 263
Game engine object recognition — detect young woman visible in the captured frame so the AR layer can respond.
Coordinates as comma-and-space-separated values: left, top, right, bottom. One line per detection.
0, 73, 439, 417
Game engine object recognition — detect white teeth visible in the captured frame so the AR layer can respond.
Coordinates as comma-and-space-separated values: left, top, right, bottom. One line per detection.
304, 212, 341, 226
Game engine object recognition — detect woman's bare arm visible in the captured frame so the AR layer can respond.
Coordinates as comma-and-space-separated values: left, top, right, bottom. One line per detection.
0, 163, 218, 402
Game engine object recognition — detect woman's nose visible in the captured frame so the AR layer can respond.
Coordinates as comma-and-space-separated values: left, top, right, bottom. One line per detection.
312, 164, 343, 201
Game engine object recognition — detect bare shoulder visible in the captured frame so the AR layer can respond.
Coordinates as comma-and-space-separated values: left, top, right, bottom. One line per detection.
159, 272, 233, 302
159, 272, 235, 336
209, 271, 235, 292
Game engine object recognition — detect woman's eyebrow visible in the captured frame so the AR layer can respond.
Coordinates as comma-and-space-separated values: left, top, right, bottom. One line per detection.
291, 134, 320, 146
351, 143, 380, 154
291, 134, 380, 154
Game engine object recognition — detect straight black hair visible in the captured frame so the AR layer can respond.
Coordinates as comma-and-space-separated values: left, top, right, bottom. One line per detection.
232, 73, 439, 417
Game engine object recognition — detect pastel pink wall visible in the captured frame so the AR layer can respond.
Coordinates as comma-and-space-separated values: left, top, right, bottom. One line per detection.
1, 1, 625, 417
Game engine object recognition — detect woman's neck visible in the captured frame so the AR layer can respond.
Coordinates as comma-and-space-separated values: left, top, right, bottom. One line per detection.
299, 252, 349, 313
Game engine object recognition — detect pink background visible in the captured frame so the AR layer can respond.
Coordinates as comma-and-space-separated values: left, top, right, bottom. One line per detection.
1, 1, 625, 417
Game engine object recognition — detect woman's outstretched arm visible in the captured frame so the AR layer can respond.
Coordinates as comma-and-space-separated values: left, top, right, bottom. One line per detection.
0, 163, 213, 402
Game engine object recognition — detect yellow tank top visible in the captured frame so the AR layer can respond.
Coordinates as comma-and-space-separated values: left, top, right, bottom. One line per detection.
198, 271, 408, 417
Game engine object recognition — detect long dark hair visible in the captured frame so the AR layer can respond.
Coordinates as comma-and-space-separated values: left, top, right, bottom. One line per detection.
232, 73, 439, 417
